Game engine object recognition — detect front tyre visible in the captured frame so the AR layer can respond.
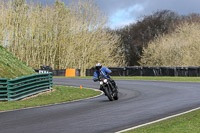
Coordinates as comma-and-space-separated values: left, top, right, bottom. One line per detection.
104, 86, 114, 101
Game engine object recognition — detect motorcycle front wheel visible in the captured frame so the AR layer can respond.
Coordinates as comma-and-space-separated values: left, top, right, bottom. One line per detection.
104, 85, 114, 101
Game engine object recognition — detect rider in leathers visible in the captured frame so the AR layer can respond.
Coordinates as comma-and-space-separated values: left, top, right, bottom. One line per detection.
93, 63, 117, 93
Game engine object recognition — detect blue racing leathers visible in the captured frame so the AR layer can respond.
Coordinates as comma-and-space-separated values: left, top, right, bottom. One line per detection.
93, 67, 111, 81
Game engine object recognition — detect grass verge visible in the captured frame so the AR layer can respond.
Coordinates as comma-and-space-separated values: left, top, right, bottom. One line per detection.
0, 85, 101, 112
54, 76, 200, 82
124, 109, 200, 133
113, 76, 200, 82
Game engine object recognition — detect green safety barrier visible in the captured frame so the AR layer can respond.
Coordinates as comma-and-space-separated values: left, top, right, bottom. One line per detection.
0, 73, 53, 101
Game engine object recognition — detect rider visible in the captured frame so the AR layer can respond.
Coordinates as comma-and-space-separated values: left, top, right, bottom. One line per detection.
93, 63, 117, 92
93, 63, 111, 81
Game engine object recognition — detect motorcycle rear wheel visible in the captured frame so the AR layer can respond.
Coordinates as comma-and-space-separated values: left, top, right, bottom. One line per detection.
113, 92, 118, 100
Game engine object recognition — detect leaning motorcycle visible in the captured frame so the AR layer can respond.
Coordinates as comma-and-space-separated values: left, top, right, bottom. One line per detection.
99, 78, 118, 101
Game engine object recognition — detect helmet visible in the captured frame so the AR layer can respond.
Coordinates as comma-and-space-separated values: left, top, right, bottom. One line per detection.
95, 63, 102, 70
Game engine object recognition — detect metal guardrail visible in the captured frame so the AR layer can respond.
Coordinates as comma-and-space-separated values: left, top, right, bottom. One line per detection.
0, 73, 53, 101
86, 67, 200, 77
34, 69, 81, 76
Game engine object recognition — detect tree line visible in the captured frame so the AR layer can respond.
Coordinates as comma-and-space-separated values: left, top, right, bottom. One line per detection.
0, 0, 125, 76
115, 10, 200, 66
1, 0, 200, 76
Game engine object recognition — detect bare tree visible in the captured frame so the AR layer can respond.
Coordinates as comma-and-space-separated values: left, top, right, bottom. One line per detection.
0, 0, 125, 76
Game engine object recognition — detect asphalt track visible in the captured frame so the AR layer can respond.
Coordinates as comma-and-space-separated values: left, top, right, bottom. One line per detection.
1, 78, 200, 133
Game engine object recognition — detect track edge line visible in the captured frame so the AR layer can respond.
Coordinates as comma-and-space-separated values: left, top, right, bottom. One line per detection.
116, 106, 200, 133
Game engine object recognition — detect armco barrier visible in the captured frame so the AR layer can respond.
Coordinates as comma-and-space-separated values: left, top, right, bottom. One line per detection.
34, 67, 200, 77
35, 69, 81, 76
86, 67, 200, 77
0, 73, 53, 101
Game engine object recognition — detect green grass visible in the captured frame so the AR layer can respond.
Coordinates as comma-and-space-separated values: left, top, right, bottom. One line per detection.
113, 76, 200, 82
125, 109, 200, 133
0, 85, 101, 112
54, 76, 200, 82
54, 76, 93, 79
0, 46, 36, 79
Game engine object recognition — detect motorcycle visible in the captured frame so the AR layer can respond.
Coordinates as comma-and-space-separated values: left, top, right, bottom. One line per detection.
99, 78, 118, 101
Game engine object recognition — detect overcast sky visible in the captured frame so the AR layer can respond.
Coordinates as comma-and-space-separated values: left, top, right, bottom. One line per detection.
94, 0, 200, 29
29, 0, 200, 29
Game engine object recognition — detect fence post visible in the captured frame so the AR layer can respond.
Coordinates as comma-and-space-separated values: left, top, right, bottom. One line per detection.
7, 80, 11, 101
140, 67, 143, 76
49, 73, 53, 90
123, 67, 126, 76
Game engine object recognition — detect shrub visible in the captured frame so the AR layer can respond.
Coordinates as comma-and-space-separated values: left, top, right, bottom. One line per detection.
140, 22, 200, 67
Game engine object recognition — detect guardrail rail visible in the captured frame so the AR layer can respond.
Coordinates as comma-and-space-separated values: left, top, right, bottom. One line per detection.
86, 67, 200, 76
0, 73, 53, 101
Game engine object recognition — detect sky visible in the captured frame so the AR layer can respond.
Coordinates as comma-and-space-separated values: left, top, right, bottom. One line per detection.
94, 0, 200, 29
28, 0, 200, 29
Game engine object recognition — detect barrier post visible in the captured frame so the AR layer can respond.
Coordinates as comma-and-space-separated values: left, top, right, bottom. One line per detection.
7, 80, 11, 101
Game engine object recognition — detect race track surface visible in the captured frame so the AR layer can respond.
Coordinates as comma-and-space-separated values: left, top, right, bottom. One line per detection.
1, 78, 200, 133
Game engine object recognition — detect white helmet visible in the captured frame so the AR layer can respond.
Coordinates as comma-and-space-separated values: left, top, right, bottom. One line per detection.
95, 63, 102, 70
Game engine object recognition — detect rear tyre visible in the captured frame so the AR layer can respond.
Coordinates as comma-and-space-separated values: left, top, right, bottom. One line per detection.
113, 85, 119, 100
113, 92, 118, 100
